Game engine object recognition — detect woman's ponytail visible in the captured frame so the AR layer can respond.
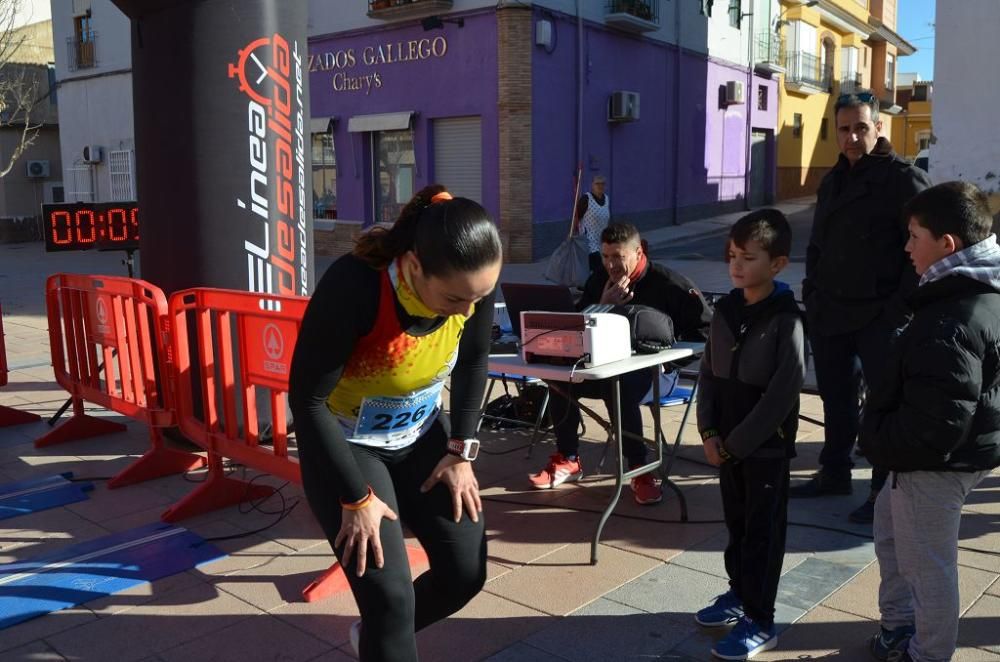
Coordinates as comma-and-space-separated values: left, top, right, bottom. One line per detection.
353, 184, 501, 275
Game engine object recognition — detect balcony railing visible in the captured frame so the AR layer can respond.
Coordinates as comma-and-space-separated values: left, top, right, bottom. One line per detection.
840, 73, 863, 95
604, 0, 660, 33
754, 32, 785, 75
367, 0, 454, 20
784, 51, 832, 94
67, 32, 96, 71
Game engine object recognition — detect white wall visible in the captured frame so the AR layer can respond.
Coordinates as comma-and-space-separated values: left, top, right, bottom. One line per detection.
931, 0, 999, 193
308, 0, 708, 49
56, 75, 134, 201
50, 0, 133, 201
51, 0, 131, 79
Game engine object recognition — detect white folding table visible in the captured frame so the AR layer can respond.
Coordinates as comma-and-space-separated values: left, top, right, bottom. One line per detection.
487, 342, 702, 563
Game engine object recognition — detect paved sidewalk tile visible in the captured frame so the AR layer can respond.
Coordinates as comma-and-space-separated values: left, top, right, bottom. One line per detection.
823, 561, 999, 622
604, 563, 729, 625
520, 597, 691, 662
752, 605, 873, 661
485, 641, 570, 662
416, 591, 553, 662
44, 581, 263, 661
958, 593, 1000, 655
157, 612, 332, 662
776, 557, 867, 611
484, 542, 660, 616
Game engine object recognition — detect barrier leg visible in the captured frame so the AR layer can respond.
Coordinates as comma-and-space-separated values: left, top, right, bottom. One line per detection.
0, 404, 41, 428
34, 397, 127, 448
108, 428, 208, 489
160, 452, 275, 522
301, 545, 430, 603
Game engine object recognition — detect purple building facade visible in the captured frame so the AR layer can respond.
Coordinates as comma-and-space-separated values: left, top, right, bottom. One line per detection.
309, 5, 778, 262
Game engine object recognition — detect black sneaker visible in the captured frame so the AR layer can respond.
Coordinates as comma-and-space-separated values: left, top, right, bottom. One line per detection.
788, 472, 853, 498
869, 625, 914, 661
849, 493, 878, 524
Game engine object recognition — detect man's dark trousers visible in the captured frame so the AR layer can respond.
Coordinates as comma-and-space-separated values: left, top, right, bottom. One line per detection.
547, 370, 653, 467
720, 457, 790, 628
810, 322, 893, 491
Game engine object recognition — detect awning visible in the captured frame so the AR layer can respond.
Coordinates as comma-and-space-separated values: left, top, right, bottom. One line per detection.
347, 111, 414, 133
310, 117, 335, 133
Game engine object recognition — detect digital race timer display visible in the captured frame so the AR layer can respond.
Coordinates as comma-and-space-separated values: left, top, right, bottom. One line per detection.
42, 202, 140, 252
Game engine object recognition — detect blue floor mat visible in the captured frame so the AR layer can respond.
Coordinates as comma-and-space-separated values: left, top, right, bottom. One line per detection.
0, 473, 93, 521
0, 521, 226, 629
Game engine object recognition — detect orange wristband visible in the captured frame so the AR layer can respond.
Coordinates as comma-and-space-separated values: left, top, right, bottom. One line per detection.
341, 486, 374, 511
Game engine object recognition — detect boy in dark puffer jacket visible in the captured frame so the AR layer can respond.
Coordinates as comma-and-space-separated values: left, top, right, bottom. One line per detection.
695, 209, 806, 660
860, 181, 1000, 662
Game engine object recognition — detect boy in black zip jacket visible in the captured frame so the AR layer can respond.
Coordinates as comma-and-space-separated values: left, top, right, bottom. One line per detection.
695, 209, 806, 661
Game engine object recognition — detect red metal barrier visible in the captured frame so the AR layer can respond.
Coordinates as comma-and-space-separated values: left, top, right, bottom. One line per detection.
166, 287, 428, 602
38, 274, 206, 486
0, 302, 42, 427
164, 287, 309, 522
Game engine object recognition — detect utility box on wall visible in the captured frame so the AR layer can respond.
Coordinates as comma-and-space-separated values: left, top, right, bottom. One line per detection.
82, 145, 103, 163
26, 160, 51, 178
608, 91, 640, 122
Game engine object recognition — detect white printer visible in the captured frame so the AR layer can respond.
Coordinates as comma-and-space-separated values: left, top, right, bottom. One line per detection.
520, 311, 632, 368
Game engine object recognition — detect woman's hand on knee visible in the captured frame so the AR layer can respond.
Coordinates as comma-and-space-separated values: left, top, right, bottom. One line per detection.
335, 494, 398, 577
420, 455, 482, 524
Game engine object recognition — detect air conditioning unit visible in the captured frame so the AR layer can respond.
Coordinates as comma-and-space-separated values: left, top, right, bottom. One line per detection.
608, 91, 640, 123
26, 160, 50, 178
724, 81, 745, 105
82, 145, 103, 163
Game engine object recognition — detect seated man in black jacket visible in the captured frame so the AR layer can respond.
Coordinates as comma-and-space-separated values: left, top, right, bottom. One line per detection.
529, 223, 712, 504
859, 182, 1000, 662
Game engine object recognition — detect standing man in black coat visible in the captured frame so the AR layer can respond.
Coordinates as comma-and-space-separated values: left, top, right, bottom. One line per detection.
792, 90, 931, 523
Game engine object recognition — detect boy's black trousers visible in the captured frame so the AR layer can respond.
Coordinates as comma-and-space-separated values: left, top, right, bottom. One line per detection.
719, 457, 790, 628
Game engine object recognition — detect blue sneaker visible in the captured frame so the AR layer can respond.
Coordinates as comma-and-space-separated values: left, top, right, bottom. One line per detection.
711, 616, 777, 660
695, 590, 744, 627
869, 625, 914, 660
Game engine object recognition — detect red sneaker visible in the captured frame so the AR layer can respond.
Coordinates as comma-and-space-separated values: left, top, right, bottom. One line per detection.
529, 453, 583, 489
631, 472, 662, 505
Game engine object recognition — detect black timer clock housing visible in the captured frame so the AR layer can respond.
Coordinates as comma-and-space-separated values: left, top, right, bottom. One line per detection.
42, 202, 140, 252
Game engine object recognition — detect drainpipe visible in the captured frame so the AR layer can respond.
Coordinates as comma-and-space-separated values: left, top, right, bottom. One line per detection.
672, 0, 681, 225
743, 1, 755, 210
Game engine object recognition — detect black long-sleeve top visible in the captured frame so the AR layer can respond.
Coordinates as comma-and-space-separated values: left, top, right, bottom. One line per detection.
289, 254, 494, 502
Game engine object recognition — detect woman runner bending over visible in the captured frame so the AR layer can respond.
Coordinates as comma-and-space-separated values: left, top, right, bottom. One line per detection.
289, 185, 501, 662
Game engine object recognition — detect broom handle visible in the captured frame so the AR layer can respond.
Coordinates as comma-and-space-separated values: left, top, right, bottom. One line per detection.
568, 165, 583, 241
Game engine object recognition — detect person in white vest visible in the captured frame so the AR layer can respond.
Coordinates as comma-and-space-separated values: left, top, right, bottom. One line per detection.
574, 175, 611, 272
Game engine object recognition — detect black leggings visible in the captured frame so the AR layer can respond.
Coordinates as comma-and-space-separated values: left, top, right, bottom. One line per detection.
299, 418, 487, 662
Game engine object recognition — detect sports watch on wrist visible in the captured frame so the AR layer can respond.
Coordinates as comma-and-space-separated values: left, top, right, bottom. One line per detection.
447, 438, 480, 461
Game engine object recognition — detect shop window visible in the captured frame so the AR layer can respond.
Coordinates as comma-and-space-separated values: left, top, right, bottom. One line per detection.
793, 113, 803, 138
374, 129, 415, 224
757, 85, 768, 111
312, 133, 337, 219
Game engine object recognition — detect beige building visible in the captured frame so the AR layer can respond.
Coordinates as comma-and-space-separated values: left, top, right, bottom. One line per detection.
890, 74, 931, 161
776, 0, 915, 199
0, 19, 61, 240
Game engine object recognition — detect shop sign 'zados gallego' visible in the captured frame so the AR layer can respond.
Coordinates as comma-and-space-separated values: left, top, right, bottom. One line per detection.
309, 36, 449, 95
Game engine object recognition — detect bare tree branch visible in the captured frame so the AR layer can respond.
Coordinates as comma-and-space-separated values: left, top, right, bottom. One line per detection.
0, 0, 44, 179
